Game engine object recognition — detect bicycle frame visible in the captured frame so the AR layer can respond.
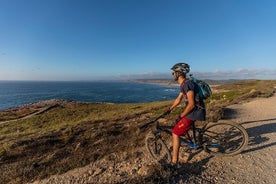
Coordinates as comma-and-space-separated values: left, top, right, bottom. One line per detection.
143, 113, 204, 150
143, 113, 249, 159
180, 125, 202, 150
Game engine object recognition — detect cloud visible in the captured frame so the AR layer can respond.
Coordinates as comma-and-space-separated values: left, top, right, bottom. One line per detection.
119, 69, 276, 80
118, 72, 171, 80
193, 69, 276, 80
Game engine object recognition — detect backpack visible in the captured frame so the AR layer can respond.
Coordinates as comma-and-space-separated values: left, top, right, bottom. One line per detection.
189, 75, 212, 100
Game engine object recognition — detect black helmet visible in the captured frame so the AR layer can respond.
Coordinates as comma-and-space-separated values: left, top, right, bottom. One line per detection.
171, 63, 190, 74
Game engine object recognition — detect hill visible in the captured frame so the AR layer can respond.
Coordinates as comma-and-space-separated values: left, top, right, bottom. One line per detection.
0, 80, 275, 183
131, 78, 243, 86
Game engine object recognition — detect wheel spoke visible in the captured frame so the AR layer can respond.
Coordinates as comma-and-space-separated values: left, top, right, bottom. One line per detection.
202, 122, 248, 156
146, 134, 171, 164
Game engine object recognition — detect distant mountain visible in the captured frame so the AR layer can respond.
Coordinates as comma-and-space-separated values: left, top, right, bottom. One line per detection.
132, 78, 243, 85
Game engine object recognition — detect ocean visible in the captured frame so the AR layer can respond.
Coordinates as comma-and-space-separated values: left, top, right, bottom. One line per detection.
0, 81, 179, 110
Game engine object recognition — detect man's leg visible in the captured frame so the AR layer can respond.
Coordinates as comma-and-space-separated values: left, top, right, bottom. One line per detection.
172, 117, 194, 164
172, 133, 180, 164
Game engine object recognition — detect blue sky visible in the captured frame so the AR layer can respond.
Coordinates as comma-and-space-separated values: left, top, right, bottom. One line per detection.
0, 0, 275, 80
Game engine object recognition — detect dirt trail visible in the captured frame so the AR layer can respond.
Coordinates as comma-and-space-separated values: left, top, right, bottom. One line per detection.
31, 95, 276, 184
0, 104, 59, 125
206, 94, 276, 184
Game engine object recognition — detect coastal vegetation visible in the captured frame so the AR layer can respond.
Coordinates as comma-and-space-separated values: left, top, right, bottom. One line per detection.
0, 80, 275, 183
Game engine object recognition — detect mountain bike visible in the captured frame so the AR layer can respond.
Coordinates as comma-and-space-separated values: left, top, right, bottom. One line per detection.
140, 112, 249, 164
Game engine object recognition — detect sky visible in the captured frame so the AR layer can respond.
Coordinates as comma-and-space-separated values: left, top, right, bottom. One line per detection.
0, 0, 275, 81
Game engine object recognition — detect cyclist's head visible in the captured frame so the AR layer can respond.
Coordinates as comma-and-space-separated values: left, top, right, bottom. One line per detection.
171, 63, 190, 80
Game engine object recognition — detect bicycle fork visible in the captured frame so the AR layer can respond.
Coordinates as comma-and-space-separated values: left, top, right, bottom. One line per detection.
152, 130, 162, 154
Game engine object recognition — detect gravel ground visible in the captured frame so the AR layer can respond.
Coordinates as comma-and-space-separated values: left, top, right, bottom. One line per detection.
31, 95, 276, 184
205, 94, 276, 184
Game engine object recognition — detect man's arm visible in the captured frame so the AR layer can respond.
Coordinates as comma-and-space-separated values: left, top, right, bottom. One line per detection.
180, 90, 195, 118
169, 92, 184, 110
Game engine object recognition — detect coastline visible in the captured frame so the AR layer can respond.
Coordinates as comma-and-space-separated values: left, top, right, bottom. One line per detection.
0, 81, 179, 111
2, 87, 275, 183
130, 79, 179, 87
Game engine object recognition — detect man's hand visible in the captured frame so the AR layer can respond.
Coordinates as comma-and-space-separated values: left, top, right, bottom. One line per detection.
175, 115, 182, 123
164, 108, 171, 115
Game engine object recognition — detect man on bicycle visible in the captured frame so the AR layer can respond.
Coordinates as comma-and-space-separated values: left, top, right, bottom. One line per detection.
167, 63, 206, 166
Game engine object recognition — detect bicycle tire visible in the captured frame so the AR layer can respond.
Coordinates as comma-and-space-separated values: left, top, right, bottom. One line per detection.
201, 121, 248, 156
145, 133, 172, 164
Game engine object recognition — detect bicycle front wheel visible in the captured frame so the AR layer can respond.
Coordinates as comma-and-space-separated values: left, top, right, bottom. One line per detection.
145, 133, 171, 164
202, 121, 248, 156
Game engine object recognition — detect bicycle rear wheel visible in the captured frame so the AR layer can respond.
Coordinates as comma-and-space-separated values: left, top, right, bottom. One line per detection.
202, 121, 248, 156
145, 133, 171, 164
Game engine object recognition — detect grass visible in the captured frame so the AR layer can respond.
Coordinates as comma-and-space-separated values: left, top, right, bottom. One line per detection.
0, 101, 171, 138
0, 100, 173, 184
0, 80, 275, 183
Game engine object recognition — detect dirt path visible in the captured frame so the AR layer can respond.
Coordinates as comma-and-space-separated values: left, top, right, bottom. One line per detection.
0, 104, 59, 125
31, 95, 276, 184
0, 99, 64, 125
204, 94, 276, 184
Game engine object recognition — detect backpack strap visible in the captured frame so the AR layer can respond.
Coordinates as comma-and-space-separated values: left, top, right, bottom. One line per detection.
180, 79, 188, 94
180, 79, 205, 109
189, 79, 205, 109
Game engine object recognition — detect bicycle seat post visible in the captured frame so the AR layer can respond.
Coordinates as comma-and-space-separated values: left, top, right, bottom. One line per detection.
192, 122, 197, 147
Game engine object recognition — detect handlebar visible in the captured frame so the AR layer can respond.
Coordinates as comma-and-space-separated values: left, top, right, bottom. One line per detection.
139, 111, 169, 129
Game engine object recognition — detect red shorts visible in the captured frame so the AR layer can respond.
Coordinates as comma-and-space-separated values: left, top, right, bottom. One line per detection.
172, 117, 194, 136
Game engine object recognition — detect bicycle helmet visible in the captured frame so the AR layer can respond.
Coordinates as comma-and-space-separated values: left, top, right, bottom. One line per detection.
171, 63, 190, 74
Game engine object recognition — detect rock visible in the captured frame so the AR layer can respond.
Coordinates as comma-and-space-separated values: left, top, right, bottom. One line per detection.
92, 168, 104, 177
137, 165, 149, 176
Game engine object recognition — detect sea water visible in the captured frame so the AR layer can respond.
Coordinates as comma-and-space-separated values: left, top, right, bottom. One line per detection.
0, 81, 178, 110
